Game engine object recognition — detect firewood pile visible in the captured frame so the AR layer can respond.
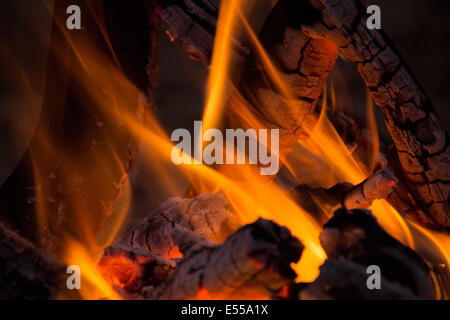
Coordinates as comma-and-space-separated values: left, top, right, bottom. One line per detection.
97, 193, 436, 300
0, 0, 448, 300
0, 193, 442, 299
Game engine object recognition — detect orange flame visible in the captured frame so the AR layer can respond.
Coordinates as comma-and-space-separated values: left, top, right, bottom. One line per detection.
17, 0, 449, 300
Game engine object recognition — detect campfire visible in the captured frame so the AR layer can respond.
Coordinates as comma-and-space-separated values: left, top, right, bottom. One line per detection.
0, 0, 449, 300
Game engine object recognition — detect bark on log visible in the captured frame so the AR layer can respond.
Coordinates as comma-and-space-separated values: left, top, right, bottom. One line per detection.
121, 193, 242, 258
301, 0, 449, 229
146, 218, 303, 300
155, 0, 249, 66
235, 0, 338, 157
108, 194, 303, 299
156, 0, 449, 230
154, 0, 339, 161
0, 223, 64, 299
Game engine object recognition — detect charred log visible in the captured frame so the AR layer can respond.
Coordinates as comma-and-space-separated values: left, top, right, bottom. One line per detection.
298, 258, 418, 300
121, 193, 242, 258
234, 0, 338, 158
317, 208, 435, 299
154, 0, 249, 66
154, 0, 339, 163
291, 167, 397, 224
146, 218, 303, 300
302, 0, 449, 229
0, 223, 65, 299
156, 0, 449, 230
105, 195, 303, 300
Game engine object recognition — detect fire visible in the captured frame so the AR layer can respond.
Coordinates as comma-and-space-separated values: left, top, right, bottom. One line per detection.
18, 0, 449, 300
63, 241, 122, 300
235, 5, 450, 288
203, 0, 242, 132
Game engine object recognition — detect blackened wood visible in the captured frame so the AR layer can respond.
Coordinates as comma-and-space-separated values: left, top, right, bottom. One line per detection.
291, 167, 397, 224
156, 0, 449, 229
303, 0, 449, 229
318, 208, 435, 299
147, 218, 303, 299
0, 223, 64, 299
154, 0, 339, 161
299, 258, 418, 300
235, 0, 338, 158
156, 0, 217, 65
121, 193, 242, 258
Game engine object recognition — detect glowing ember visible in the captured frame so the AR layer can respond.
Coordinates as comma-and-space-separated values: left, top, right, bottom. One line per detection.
14, 0, 448, 300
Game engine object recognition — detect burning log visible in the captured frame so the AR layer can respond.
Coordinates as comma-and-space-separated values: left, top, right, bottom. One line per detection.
301, 0, 449, 229
146, 218, 303, 300
155, 0, 339, 158
298, 258, 419, 300
156, 0, 449, 230
341, 167, 398, 209
101, 195, 446, 300
0, 0, 446, 300
155, 0, 249, 65
101, 195, 302, 299
0, 223, 64, 299
282, 208, 437, 300
317, 208, 435, 299
291, 167, 398, 223
98, 244, 177, 295
121, 193, 242, 258
235, 0, 338, 156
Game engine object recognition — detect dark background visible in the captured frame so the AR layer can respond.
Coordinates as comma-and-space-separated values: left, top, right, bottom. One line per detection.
0, 0, 449, 223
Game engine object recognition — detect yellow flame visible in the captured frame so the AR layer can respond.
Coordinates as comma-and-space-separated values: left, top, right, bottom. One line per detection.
410, 221, 450, 270
119, 112, 325, 281
237, 10, 417, 249
63, 241, 122, 300
24, 0, 448, 300
202, 0, 241, 132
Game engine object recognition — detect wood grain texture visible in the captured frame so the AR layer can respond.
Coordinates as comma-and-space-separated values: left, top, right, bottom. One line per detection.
147, 218, 303, 299
302, 0, 449, 229
121, 193, 242, 258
